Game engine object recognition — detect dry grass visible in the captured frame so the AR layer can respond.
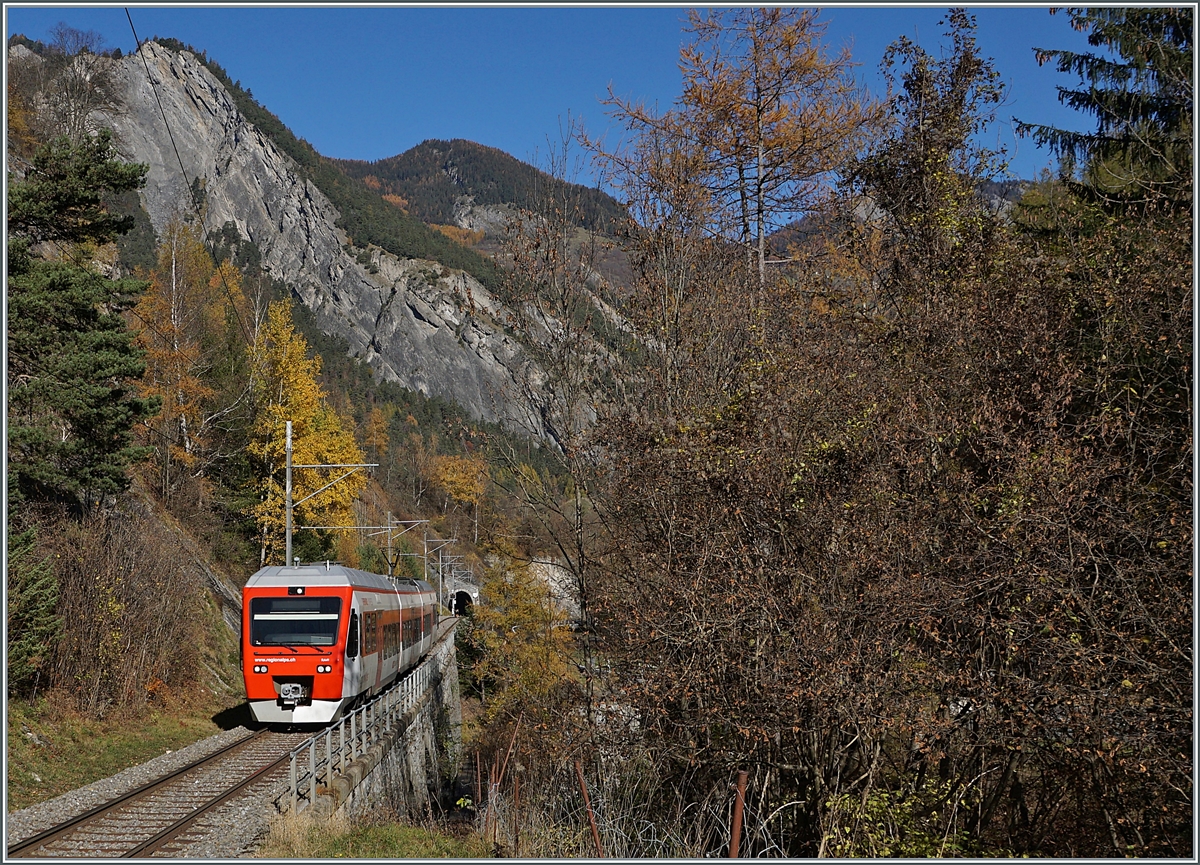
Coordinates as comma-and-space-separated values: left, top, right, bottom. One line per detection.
6, 686, 244, 812
254, 808, 488, 859
254, 809, 351, 858
471, 745, 720, 859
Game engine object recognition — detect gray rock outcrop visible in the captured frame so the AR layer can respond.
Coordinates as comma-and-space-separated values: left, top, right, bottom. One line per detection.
89, 41, 540, 434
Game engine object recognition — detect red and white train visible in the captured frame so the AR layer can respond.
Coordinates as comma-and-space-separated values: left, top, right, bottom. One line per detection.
241, 562, 438, 725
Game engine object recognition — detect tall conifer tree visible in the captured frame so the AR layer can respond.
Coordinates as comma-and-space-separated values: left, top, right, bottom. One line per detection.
1016, 7, 1193, 203
7, 130, 158, 509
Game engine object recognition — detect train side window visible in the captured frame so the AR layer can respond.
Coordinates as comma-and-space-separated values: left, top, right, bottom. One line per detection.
346, 610, 359, 658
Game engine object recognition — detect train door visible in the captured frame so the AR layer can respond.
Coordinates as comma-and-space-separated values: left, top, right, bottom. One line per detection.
363, 600, 380, 694
384, 601, 400, 684
343, 604, 362, 702
401, 598, 414, 671
424, 597, 439, 652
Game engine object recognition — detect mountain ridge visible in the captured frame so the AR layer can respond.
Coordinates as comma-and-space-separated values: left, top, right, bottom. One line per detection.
336, 138, 626, 234
69, 39, 544, 434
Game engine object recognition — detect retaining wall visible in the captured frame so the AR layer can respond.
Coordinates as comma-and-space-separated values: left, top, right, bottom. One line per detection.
309, 624, 463, 821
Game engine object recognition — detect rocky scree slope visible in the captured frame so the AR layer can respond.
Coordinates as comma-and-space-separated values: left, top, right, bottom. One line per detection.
85, 41, 541, 434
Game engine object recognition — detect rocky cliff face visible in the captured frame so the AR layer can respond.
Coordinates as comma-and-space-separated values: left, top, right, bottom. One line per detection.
92, 42, 539, 434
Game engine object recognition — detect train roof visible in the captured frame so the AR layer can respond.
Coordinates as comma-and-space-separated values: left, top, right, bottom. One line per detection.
244, 562, 434, 594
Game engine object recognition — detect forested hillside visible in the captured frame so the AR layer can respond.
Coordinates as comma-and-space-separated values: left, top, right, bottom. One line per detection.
336, 138, 626, 232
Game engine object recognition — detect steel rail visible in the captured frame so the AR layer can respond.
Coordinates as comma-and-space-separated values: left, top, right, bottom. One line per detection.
6, 728, 266, 858
123, 748, 297, 857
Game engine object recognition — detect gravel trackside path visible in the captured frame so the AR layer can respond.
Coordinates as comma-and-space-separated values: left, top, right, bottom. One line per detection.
6, 725, 299, 858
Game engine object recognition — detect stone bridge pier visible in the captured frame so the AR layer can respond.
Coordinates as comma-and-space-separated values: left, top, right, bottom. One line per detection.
289, 620, 463, 822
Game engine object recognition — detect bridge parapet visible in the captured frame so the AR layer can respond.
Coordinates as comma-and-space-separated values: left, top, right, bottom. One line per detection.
280, 619, 460, 818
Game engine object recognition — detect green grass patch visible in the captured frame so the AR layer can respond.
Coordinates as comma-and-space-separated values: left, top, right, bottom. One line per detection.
6, 690, 244, 812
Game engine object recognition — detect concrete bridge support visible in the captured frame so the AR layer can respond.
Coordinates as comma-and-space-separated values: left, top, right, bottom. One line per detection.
306, 623, 462, 821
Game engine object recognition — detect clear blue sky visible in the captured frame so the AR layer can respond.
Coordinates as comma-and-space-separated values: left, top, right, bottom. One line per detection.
5, 4, 1099, 183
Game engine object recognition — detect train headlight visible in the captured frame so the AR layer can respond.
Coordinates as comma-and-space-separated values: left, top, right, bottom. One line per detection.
317, 664, 332, 673
253, 664, 268, 674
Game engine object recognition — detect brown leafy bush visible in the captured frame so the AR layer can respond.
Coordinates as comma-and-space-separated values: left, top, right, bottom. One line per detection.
576, 9, 1191, 857
43, 502, 207, 716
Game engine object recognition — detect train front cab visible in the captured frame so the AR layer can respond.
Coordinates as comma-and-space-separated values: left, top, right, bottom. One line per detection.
243, 578, 360, 725
243, 568, 440, 727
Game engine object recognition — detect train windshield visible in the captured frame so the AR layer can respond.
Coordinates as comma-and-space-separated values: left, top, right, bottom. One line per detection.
250, 596, 342, 646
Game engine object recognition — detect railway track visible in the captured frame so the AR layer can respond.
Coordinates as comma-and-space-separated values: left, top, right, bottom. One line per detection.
7, 728, 315, 858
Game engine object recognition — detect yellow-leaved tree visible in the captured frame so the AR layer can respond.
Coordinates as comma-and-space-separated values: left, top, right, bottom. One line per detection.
433, 453, 489, 543
594, 7, 881, 287
465, 542, 575, 732
247, 300, 366, 565
362, 405, 389, 464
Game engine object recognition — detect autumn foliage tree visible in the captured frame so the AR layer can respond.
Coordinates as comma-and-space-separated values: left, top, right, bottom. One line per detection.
132, 216, 253, 502
247, 300, 367, 565
362, 405, 389, 464
595, 7, 880, 285
459, 542, 575, 727
432, 453, 488, 542
848, 7, 1006, 309
569, 8, 1190, 858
